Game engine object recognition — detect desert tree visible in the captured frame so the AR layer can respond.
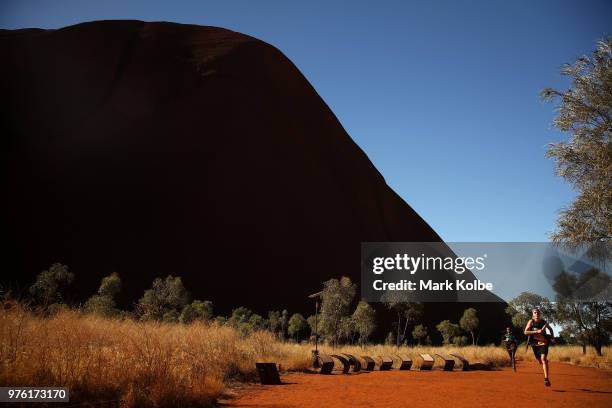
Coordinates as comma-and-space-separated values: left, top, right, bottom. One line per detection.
228, 306, 255, 335
84, 295, 116, 317
180, 299, 213, 324
381, 291, 421, 346
339, 316, 357, 344
555, 299, 611, 356
84, 272, 121, 317
137, 275, 190, 321
541, 39, 612, 356
288, 313, 308, 342
29, 263, 74, 307
249, 313, 267, 331
381, 290, 407, 347
436, 320, 460, 345
403, 302, 424, 345
319, 276, 357, 347
559, 328, 576, 344
552, 267, 611, 355
229, 306, 252, 325
306, 314, 317, 343
163, 309, 180, 323
268, 310, 282, 337
98, 271, 121, 298
227, 308, 267, 333
452, 335, 469, 346
459, 308, 479, 345
280, 309, 289, 340
352, 300, 376, 346
541, 39, 611, 261
412, 324, 428, 345
505, 292, 554, 330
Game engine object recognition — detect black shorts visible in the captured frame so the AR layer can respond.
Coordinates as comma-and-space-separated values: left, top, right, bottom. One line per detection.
532, 345, 549, 360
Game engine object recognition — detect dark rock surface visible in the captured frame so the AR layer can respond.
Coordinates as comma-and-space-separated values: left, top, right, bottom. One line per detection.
1, 21, 506, 338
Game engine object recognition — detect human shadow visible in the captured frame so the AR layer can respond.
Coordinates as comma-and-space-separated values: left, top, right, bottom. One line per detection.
577, 388, 612, 394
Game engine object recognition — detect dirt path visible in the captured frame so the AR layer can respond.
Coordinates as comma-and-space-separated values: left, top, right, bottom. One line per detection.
226, 362, 612, 408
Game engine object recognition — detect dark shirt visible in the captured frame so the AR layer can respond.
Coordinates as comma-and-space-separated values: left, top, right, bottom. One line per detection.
528, 319, 548, 346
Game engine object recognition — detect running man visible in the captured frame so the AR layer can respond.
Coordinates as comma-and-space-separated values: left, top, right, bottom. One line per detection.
503, 327, 518, 370
524, 308, 554, 386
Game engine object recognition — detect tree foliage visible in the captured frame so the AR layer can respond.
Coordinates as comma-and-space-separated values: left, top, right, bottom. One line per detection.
505, 292, 554, 329
280, 309, 289, 340
412, 324, 428, 345
542, 39, 612, 258
452, 335, 469, 346
306, 314, 316, 330
138, 275, 190, 321
319, 276, 356, 346
98, 272, 122, 298
163, 309, 180, 323
228, 306, 253, 335
459, 308, 479, 345
436, 320, 460, 345
339, 316, 356, 344
551, 267, 611, 356
84, 272, 121, 317
381, 291, 422, 346
180, 300, 213, 324
555, 300, 611, 356
249, 313, 267, 331
229, 306, 252, 325
352, 301, 376, 346
29, 263, 74, 306
288, 313, 308, 342
268, 310, 281, 336
540, 39, 612, 356
84, 294, 117, 317
403, 302, 424, 345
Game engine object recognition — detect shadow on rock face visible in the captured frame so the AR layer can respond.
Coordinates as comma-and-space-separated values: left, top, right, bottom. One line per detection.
1, 20, 507, 340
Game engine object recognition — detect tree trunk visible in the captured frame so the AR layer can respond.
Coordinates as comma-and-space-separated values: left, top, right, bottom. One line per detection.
402, 319, 410, 345
396, 311, 401, 348
471, 331, 475, 345
594, 316, 603, 357
582, 342, 587, 354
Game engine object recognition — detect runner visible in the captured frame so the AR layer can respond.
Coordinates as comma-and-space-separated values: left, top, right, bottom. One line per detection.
524, 308, 555, 386
502, 327, 517, 371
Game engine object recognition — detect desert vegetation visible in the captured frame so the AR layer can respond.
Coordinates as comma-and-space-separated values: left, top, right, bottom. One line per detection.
0, 259, 610, 407
4, 264, 612, 408
0, 300, 311, 406
2, 300, 611, 407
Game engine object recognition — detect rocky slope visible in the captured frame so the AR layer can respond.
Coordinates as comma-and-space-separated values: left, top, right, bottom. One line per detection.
1, 21, 506, 338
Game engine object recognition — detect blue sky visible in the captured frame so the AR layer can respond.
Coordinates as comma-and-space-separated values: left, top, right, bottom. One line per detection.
2, 1, 610, 242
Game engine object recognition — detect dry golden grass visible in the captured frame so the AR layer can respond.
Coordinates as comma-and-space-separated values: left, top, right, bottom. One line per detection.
0, 302, 308, 407
546, 345, 612, 370
1, 302, 610, 407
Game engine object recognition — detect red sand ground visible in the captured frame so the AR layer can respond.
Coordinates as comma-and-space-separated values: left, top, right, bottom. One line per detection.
227, 362, 612, 408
